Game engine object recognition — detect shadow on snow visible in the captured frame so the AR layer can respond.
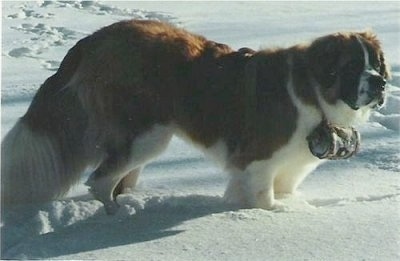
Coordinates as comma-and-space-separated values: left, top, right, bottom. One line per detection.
1, 194, 235, 259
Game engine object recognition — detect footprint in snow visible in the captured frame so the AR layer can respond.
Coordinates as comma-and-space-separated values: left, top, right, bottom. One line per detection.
7, 8, 53, 19
41, 60, 60, 71
8, 47, 33, 58
307, 193, 400, 208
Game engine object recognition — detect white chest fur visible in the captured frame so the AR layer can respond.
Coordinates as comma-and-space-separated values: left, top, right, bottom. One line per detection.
251, 68, 323, 190
224, 62, 324, 210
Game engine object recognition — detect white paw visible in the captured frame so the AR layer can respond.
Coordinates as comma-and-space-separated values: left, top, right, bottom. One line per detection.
103, 200, 120, 215
275, 190, 302, 199
223, 190, 249, 208
223, 179, 249, 208
269, 200, 289, 212
254, 198, 287, 211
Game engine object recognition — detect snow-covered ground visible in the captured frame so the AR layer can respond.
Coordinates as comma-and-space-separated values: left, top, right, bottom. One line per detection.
1, 1, 399, 260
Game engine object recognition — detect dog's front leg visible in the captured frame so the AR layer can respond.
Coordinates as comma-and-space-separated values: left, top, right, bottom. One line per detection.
224, 164, 284, 211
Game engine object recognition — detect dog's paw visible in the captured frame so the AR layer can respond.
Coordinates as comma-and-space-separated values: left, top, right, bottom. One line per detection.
268, 200, 289, 212
103, 200, 120, 215
253, 192, 288, 212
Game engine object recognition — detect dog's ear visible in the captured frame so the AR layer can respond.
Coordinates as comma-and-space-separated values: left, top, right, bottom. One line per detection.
307, 34, 343, 88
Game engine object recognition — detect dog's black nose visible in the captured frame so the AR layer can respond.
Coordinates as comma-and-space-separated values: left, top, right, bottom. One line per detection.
368, 76, 387, 90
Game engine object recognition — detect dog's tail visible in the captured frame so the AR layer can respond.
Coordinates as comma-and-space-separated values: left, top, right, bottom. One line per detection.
1, 37, 92, 207
1, 120, 69, 205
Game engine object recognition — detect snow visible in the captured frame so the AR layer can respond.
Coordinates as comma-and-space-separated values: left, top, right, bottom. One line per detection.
1, 1, 399, 260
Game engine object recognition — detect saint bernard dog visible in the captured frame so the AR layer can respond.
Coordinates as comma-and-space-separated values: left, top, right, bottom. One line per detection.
1, 20, 390, 214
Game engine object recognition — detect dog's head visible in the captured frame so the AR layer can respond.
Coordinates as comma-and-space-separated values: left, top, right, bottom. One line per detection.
307, 31, 390, 111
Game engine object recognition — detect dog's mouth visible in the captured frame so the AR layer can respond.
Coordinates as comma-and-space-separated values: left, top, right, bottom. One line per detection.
366, 88, 386, 109
366, 89, 386, 109
367, 74, 387, 109
343, 86, 387, 111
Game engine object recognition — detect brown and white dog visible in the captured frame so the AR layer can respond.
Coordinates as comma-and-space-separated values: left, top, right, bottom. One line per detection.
1, 20, 390, 213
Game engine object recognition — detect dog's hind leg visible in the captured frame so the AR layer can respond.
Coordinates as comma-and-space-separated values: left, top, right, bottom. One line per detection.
86, 155, 131, 214
86, 124, 172, 214
112, 167, 143, 198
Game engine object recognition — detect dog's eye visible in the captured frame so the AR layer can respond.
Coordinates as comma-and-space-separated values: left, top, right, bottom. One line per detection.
329, 70, 337, 77
346, 60, 362, 74
373, 62, 381, 72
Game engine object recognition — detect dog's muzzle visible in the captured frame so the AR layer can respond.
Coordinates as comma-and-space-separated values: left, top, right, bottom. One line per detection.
367, 75, 387, 107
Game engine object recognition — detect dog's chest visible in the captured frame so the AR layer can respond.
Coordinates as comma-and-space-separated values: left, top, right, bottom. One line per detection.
243, 106, 323, 183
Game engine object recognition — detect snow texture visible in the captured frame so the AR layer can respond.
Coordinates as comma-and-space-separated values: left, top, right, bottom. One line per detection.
1, 1, 399, 260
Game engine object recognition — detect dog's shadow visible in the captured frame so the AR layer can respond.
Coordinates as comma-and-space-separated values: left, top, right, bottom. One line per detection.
1, 194, 235, 259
